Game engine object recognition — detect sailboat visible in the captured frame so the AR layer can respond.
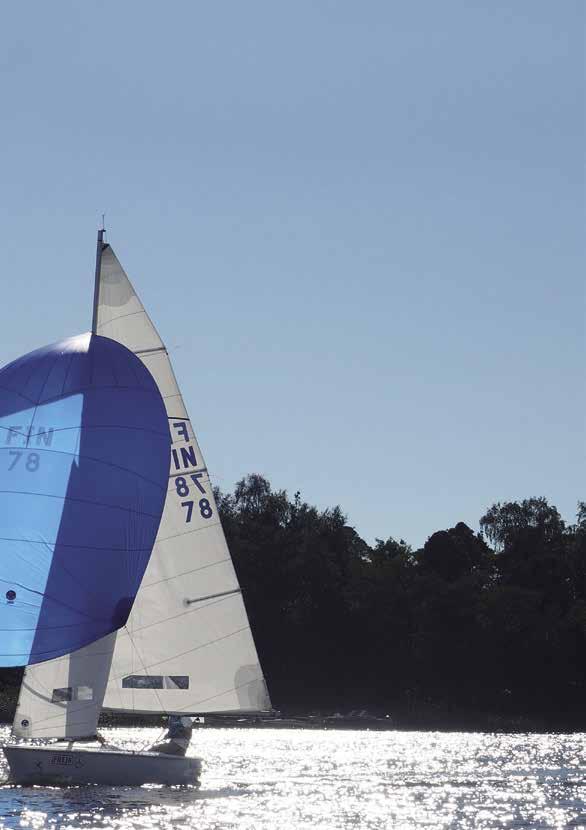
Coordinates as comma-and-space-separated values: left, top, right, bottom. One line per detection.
0, 230, 271, 785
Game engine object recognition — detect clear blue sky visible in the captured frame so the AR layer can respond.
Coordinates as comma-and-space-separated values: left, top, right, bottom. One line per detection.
0, 1, 583, 548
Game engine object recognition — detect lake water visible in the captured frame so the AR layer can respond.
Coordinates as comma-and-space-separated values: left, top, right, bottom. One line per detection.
0, 726, 583, 829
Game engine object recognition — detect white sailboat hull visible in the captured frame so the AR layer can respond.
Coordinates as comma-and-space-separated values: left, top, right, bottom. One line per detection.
3, 744, 202, 786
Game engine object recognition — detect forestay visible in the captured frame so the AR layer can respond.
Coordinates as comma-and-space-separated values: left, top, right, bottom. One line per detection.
14, 240, 270, 738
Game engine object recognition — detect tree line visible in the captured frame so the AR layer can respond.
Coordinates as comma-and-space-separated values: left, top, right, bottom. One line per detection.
0, 476, 582, 727
217, 475, 585, 725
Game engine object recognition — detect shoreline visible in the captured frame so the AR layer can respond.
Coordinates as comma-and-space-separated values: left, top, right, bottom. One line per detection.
0, 685, 582, 735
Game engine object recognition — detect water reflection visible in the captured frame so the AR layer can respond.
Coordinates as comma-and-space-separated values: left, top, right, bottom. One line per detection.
0, 726, 583, 829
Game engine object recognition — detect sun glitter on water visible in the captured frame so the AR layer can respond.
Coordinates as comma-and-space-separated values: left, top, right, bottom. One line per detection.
0, 726, 584, 830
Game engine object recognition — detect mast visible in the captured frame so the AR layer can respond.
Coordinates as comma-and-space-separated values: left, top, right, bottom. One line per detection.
91, 228, 105, 334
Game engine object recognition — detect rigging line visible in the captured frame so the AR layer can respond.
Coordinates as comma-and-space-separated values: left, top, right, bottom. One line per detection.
123, 624, 168, 721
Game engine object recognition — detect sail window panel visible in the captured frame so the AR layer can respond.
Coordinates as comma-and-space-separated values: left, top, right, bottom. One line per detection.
122, 675, 189, 690
51, 685, 94, 703
51, 688, 72, 703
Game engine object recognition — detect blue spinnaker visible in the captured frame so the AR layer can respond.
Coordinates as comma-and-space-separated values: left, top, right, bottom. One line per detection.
0, 333, 169, 666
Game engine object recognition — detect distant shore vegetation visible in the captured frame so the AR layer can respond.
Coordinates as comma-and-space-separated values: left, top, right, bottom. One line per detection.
0, 476, 583, 730
217, 476, 585, 728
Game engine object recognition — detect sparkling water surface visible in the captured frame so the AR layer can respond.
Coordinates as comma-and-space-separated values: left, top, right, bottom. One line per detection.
0, 726, 583, 829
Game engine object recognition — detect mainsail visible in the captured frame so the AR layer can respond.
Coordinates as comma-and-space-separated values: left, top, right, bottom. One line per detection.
13, 236, 270, 738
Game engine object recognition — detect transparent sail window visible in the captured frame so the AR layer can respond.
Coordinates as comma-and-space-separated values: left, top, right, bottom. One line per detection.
51, 686, 93, 703
122, 675, 189, 690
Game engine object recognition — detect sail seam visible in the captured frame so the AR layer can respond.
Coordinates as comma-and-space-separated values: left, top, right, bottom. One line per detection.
172, 674, 267, 709
0, 489, 163, 519
110, 626, 251, 680
25, 385, 166, 409
0, 446, 167, 492
97, 309, 150, 327
156, 521, 223, 543
0, 384, 37, 405
141, 558, 232, 588
23, 352, 61, 450
113, 593, 241, 637
0, 424, 170, 439
0, 536, 153, 552
59, 351, 77, 397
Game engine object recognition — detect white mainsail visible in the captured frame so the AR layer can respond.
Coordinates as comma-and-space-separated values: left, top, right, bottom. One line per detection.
12, 238, 270, 739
